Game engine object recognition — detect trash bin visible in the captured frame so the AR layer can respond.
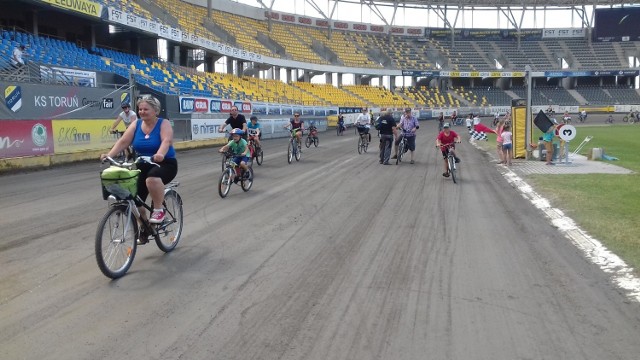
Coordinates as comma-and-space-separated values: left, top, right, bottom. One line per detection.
552, 143, 560, 161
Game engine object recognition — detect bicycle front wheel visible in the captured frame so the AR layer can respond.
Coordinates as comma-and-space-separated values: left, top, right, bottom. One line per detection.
314, 137, 318, 147
241, 167, 254, 191
357, 137, 363, 154
256, 148, 263, 165
305, 136, 312, 148
449, 156, 457, 184
295, 144, 301, 161
155, 190, 183, 252
397, 142, 405, 163
95, 204, 137, 279
218, 168, 233, 198
287, 142, 293, 164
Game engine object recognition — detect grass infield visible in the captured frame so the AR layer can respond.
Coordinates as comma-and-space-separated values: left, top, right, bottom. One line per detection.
482, 124, 640, 273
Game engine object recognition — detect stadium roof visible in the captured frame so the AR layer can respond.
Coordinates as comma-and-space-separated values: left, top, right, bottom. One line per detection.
256, 0, 635, 29
335, 0, 626, 7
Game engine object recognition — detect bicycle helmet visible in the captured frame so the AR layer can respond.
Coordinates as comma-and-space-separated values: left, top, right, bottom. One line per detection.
121, 102, 130, 109
230, 128, 245, 135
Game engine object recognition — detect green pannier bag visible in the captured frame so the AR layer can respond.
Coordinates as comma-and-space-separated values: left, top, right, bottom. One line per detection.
100, 166, 141, 199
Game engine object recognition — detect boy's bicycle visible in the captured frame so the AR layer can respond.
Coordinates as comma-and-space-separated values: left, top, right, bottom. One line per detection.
247, 133, 263, 166
305, 127, 319, 148
219, 150, 253, 198
96, 156, 183, 279
439, 143, 460, 184
287, 130, 302, 163
357, 129, 369, 154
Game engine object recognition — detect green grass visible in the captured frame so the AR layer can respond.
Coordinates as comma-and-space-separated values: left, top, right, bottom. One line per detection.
528, 125, 640, 272
476, 125, 640, 272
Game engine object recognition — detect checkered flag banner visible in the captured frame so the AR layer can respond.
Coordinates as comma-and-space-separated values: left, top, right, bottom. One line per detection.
469, 128, 489, 141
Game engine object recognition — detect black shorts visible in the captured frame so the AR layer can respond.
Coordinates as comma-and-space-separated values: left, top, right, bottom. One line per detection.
136, 158, 178, 202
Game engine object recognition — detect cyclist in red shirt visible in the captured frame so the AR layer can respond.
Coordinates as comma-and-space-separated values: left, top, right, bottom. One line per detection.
436, 123, 461, 177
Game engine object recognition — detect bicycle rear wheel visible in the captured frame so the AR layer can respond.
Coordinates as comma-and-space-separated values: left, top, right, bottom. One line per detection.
287, 142, 293, 164
95, 204, 137, 279
155, 190, 183, 252
448, 156, 457, 184
218, 168, 233, 198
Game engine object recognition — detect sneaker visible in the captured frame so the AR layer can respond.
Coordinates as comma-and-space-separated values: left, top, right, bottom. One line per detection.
410, 160, 415, 164
455, 157, 461, 163
442, 172, 450, 177
379, 160, 383, 164
149, 210, 165, 224
391, 155, 397, 159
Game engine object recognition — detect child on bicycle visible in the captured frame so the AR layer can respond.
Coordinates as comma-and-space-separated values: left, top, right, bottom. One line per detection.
219, 128, 250, 179
356, 109, 371, 142
247, 115, 262, 151
436, 123, 461, 177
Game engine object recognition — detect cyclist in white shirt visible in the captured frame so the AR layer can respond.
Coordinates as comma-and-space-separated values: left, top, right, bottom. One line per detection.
356, 109, 372, 143
111, 103, 138, 132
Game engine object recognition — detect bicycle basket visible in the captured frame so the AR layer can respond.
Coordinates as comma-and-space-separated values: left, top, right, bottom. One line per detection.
100, 166, 140, 200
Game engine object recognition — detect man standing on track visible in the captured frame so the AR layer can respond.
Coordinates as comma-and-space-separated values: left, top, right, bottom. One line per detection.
377, 109, 397, 165
393, 108, 419, 164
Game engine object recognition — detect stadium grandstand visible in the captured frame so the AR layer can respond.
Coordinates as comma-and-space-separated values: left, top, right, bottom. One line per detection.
1, 0, 640, 151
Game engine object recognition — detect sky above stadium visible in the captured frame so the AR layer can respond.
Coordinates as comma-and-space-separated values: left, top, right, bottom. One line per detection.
232, 0, 598, 29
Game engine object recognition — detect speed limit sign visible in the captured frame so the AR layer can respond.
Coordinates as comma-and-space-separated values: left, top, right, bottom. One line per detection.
557, 124, 577, 141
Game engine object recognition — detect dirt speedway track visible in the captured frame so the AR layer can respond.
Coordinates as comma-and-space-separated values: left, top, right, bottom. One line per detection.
1, 122, 639, 360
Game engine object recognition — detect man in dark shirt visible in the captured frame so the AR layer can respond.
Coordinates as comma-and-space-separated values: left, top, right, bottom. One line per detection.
219, 105, 248, 139
377, 109, 397, 165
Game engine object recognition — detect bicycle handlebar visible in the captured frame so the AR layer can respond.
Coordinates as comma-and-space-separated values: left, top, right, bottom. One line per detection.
102, 156, 159, 167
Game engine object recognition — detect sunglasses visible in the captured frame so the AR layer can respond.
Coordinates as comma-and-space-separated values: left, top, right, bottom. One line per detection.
294, 114, 300, 117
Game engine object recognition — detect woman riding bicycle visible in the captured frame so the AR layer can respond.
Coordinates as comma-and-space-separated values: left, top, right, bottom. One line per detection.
219, 128, 251, 179
436, 123, 461, 177
285, 113, 305, 149
101, 96, 177, 224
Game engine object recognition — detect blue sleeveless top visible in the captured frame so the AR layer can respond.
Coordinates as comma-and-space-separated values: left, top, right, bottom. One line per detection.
132, 118, 176, 158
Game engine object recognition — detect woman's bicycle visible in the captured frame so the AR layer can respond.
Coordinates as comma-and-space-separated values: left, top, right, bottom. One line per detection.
219, 150, 253, 198
96, 156, 183, 279
357, 129, 369, 154
287, 130, 302, 164
439, 143, 460, 184
337, 123, 345, 136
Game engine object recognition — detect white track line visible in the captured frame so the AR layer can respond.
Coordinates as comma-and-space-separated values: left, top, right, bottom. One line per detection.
503, 168, 640, 302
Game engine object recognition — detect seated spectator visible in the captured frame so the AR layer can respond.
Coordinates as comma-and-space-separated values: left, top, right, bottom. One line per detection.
11, 45, 26, 68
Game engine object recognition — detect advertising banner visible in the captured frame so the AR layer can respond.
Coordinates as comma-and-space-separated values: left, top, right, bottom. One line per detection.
0, 120, 54, 158
52, 119, 118, 153
0, 82, 124, 119
41, 0, 103, 18
179, 96, 251, 114
190, 118, 227, 140
39, 66, 97, 87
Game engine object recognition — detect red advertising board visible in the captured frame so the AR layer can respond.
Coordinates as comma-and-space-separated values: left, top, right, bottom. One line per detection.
0, 120, 54, 158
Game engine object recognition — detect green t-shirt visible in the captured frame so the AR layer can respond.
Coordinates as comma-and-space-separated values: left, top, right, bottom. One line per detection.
227, 138, 248, 155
